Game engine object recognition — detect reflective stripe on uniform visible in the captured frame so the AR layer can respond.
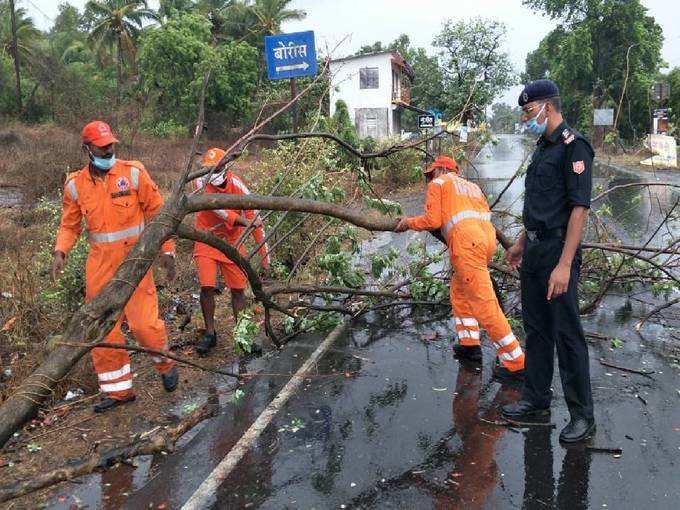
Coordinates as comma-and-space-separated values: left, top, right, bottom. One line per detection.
130, 166, 140, 189
214, 209, 230, 220
457, 330, 480, 340
66, 179, 78, 201
498, 346, 523, 361
496, 332, 517, 348
461, 317, 478, 327
441, 210, 492, 239
89, 221, 145, 244
100, 379, 133, 393
231, 176, 250, 194
432, 177, 444, 186
98, 363, 131, 382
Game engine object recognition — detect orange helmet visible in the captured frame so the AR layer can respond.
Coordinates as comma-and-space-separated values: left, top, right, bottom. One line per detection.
81, 121, 118, 147
425, 155, 458, 174
202, 148, 226, 167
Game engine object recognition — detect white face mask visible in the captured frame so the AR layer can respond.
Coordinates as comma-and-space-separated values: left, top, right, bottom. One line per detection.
208, 172, 227, 186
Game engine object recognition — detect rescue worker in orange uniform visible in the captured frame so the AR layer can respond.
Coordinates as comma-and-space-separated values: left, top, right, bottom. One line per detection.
51, 121, 178, 413
191, 148, 270, 356
395, 155, 525, 382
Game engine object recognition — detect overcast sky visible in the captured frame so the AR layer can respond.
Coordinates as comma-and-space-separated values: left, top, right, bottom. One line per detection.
24, 0, 680, 106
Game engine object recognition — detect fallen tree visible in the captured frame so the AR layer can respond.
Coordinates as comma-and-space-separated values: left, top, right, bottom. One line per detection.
1, 66, 678, 453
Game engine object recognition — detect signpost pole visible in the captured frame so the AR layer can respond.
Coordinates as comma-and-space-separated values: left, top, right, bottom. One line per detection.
290, 77, 298, 133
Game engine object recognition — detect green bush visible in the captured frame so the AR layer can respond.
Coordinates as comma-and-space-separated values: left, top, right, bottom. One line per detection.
370, 137, 423, 185
141, 119, 187, 138
36, 197, 89, 312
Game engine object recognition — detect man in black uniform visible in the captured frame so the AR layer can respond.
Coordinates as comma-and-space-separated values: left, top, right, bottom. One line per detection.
501, 79, 595, 443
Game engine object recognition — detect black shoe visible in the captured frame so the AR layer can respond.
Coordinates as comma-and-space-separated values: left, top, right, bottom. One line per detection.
501, 400, 550, 420
94, 395, 136, 413
452, 343, 482, 362
559, 417, 596, 443
249, 340, 263, 356
493, 364, 525, 384
196, 332, 217, 356
161, 366, 179, 392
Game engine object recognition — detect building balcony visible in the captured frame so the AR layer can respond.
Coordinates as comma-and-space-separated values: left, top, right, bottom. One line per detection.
392, 86, 411, 105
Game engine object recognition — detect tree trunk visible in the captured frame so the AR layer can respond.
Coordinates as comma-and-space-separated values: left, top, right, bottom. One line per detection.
116, 35, 123, 111
8, 0, 22, 113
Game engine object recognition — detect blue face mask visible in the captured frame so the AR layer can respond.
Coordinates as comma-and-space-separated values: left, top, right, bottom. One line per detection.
524, 103, 547, 136
89, 150, 116, 171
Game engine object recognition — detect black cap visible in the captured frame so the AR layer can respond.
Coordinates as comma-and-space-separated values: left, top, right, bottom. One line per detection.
518, 79, 560, 106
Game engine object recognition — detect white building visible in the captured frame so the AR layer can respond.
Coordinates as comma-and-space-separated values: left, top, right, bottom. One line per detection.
329, 51, 415, 140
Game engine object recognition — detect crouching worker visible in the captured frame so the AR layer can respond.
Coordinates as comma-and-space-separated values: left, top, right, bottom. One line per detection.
395, 155, 525, 382
192, 148, 270, 356
51, 121, 178, 413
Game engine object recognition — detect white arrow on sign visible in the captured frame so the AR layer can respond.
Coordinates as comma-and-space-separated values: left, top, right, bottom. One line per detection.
275, 62, 310, 73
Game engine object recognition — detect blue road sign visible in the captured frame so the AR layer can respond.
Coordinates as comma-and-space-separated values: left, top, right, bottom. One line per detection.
265, 31, 318, 81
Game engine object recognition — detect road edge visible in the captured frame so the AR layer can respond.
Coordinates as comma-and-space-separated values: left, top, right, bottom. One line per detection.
180, 319, 350, 510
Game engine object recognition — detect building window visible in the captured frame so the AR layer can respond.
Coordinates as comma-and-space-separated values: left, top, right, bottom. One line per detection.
360, 67, 379, 89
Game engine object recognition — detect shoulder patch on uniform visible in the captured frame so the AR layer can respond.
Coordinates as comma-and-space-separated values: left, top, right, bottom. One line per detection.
561, 128, 575, 145
572, 160, 585, 174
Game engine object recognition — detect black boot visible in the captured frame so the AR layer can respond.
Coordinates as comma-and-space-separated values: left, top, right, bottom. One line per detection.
452, 343, 482, 362
501, 400, 550, 420
196, 332, 217, 356
161, 366, 179, 392
559, 417, 596, 443
249, 340, 263, 356
493, 363, 525, 384
93, 395, 136, 413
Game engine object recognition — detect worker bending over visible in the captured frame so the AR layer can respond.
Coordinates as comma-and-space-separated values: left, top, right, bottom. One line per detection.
395, 155, 525, 382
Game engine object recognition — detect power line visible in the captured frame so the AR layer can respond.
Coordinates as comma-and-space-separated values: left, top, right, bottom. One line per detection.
22, 0, 55, 27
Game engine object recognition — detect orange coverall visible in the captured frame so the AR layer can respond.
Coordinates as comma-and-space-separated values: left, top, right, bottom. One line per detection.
55, 160, 175, 400
192, 171, 270, 288
407, 171, 525, 372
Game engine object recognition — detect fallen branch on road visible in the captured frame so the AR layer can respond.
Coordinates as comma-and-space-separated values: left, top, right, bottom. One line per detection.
598, 358, 655, 376
634, 296, 680, 331
0, 402, 218, 503
55, 341, 241, 379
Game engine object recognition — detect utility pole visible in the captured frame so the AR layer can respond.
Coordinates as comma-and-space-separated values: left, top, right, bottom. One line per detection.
9, 0, 22, 112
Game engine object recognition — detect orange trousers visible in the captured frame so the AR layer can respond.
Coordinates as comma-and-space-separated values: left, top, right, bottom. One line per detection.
449, 222, 525, 372
85, 246, 174, 400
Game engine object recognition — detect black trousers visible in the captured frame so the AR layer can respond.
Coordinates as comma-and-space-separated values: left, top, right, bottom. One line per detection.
520, 237, 594, 420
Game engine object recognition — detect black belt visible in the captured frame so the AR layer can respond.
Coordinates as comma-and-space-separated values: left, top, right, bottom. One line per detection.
526, 227, 566, 242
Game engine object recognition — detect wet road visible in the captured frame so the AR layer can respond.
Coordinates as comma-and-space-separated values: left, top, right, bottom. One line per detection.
46, 135, 680, 510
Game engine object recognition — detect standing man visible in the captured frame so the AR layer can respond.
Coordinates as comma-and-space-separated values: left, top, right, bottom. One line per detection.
192, 148, 270, 356
395, 155, 525, 382
51, 121, 178, 413
501, 80, 595, 443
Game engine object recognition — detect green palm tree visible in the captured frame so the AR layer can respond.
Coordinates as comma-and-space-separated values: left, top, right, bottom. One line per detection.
246, 0, 305, 37
158, 0, 196, 22
0, 1, 41, 64
84, 0, 156, 106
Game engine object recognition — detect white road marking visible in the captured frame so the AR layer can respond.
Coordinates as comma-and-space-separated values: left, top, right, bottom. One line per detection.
181, 321, 349, 509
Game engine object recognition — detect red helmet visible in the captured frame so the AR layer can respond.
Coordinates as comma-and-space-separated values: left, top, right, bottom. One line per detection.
425, 155, 458, 174
81, 121, 118, 147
